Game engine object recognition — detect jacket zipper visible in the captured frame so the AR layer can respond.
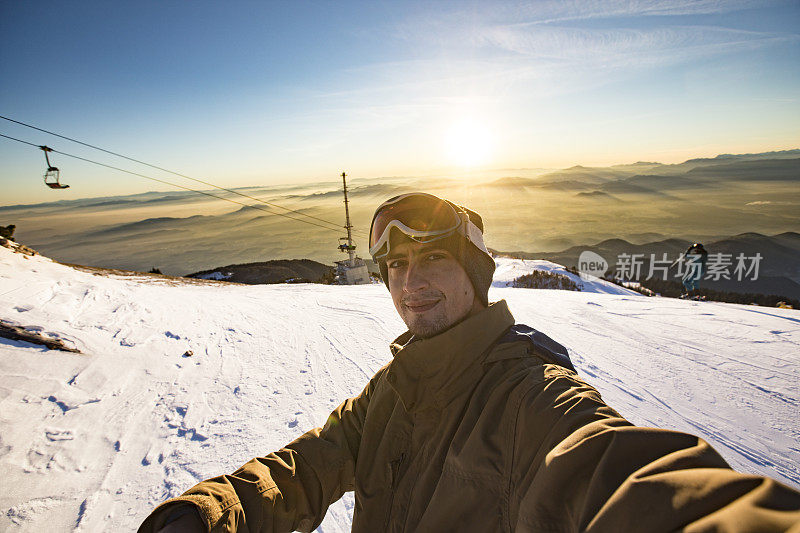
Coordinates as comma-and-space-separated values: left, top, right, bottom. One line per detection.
384, 453, 406, 532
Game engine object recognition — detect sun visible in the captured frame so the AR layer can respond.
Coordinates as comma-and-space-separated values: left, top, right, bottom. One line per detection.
444, 118, 493, 168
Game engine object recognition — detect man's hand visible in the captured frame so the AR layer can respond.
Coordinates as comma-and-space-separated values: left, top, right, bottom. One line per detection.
156, 506, 206, 533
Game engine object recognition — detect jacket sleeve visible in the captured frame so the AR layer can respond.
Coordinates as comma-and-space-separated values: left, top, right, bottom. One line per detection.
138, 370, 380, 533
509, 366, 800, 532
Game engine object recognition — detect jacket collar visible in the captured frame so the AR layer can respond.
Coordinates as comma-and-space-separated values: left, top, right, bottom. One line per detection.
385, 300, 515, 412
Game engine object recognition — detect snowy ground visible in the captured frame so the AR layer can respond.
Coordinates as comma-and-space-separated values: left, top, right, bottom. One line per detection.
491, 256, 633, 293
1, 246, 798, 532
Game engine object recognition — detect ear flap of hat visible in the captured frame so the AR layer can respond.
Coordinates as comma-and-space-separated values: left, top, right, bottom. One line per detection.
463, 207, 484, 232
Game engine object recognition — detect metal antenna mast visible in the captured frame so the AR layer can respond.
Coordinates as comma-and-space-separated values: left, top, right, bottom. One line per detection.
335, 171, 369, 284
340, 171, 356, 266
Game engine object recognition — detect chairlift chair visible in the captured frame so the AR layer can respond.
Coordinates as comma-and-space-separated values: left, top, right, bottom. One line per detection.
40, 145, 69, 189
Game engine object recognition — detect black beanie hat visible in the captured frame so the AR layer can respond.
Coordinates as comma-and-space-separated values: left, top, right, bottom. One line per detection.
376, 203, 495, 306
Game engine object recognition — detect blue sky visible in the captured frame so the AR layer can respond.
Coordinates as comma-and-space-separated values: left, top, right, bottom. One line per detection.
1, 0, 798, 204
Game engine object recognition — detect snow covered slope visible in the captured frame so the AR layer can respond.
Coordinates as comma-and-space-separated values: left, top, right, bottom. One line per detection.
1, 246, 798, 532
492, 256, 638, 294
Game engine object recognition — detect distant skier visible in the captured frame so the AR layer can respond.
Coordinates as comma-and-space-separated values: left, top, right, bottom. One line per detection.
140, 194, 800, 532
672, 242, 708, 299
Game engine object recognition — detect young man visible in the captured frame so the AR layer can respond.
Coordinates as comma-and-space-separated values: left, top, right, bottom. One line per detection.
671, 243, 710, 299
141, 193, 800, 532
682, 243, 709, 299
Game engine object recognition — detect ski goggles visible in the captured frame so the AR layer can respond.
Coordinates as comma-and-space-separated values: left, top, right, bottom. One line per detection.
368, 192, 489, 261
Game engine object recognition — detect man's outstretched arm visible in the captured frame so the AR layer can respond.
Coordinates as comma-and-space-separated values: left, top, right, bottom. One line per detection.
510, 366, 800, 532
138, 369, 380, 533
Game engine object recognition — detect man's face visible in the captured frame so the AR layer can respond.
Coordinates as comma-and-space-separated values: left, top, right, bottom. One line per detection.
386, 239, 484, 338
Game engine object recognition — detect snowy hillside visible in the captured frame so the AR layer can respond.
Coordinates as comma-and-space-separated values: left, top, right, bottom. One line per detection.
1, 246, 798, 532
491, 256, 637, 294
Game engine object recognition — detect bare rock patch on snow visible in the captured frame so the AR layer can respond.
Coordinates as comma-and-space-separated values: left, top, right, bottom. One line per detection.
0, 321, 81, 353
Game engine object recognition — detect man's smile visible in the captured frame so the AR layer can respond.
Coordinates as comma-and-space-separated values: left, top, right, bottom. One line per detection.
403, 298, 441, 313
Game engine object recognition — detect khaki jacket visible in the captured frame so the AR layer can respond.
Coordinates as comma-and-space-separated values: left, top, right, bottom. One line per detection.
140, 301, 800, 532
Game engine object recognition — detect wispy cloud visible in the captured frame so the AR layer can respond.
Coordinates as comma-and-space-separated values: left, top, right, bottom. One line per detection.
478, 25, 795, 67
313, 23, 795, 111
226, 1, 800, 173
266, 20, 795, 148
369, 3, 799, 105
493, 0, 773, 25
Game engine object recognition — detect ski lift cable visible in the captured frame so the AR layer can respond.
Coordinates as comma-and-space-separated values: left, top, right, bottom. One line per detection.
0, 115, 368, 237
0, 132, 40, 149
0, 132, 354, 234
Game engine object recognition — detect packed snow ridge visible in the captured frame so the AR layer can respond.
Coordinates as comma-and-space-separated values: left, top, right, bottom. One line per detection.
0, 245, 798, 532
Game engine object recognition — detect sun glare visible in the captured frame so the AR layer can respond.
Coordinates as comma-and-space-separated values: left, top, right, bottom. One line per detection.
444, 118, 493, 168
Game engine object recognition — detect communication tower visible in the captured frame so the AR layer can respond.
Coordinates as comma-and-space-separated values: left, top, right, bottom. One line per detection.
335, 172, 370, 284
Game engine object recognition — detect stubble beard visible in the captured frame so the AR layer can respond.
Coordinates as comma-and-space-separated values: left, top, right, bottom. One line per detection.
402, 299, 472, 339
405, 311, 450, 339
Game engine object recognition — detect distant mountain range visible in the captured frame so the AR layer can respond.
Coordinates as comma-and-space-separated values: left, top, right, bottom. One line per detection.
492, 231, 800, 300
483, 152, 800, 197
3, 149, 798, 276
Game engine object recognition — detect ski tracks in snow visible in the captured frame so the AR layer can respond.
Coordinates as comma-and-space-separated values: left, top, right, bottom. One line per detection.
2, 247, 798, 532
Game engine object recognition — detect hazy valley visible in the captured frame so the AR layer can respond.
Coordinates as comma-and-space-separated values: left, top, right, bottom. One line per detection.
3, 150, 798, 283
